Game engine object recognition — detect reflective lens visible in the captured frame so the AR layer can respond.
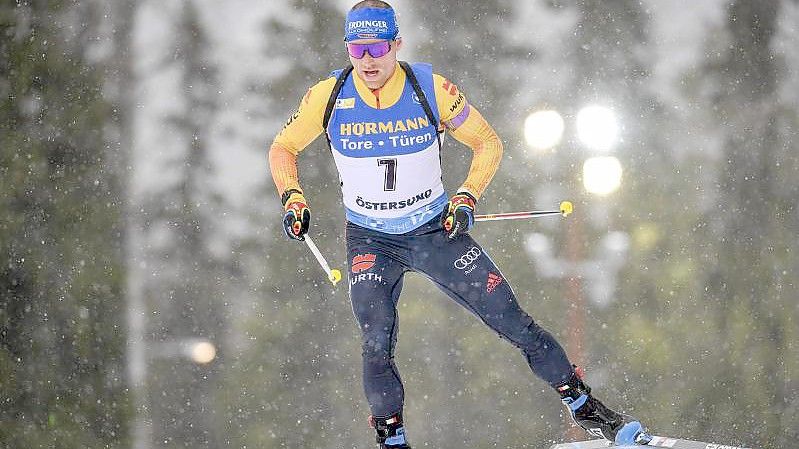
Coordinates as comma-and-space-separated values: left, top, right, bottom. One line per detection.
346, 41, 392, 59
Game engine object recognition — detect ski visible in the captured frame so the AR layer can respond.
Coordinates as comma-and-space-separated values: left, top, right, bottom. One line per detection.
646, 435, 751, 449
549, 435, 752, 449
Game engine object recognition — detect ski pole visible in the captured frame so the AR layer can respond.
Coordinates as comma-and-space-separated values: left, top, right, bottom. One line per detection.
303, 234, 343, 287
474, 201, 573, 222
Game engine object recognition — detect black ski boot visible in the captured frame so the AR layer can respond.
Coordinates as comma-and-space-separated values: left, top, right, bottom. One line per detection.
556, 371, 651, 445
370, 413, 411, 449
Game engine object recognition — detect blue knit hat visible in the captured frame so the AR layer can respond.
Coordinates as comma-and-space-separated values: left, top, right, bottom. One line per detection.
344, 7, 399, 42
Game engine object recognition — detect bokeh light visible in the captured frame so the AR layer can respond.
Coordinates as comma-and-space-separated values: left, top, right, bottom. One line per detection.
190, 341, 217, 365
524, 110, 565, 151
583, 156, 623, 195
576, 105, 619, 151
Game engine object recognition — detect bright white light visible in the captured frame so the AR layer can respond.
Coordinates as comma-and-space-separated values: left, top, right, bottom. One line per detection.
190, 341, 217, 364
583, 156, 623, 195
576, 105, 619, 151
523, 110, 565, 151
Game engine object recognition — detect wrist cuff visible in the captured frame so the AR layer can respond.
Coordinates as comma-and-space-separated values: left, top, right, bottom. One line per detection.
281, 188, 303, 206
455, 189, 477, 204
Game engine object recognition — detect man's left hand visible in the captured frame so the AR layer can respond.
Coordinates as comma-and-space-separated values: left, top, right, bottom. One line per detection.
441, 191, 476, 239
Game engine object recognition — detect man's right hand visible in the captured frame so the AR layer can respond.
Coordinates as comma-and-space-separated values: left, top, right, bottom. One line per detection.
281, 189, 310, 241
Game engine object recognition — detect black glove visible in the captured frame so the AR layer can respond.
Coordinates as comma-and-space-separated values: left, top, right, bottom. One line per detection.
281, 189, 310, 241
441, 191, 476, 239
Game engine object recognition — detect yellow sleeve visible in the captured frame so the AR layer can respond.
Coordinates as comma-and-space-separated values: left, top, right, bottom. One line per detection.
432, 73, 503, 201
269, 76, 336, 195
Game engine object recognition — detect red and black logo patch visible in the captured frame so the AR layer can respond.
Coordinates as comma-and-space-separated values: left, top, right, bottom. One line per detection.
352, 253, 377, 273
441, 79, 459, 96
486, 272, 503, 293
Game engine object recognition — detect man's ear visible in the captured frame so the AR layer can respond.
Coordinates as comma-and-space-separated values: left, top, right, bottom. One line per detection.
394, 37, 403, 52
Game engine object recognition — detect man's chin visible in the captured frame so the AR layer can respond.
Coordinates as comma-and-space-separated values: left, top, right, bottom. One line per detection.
360, 71, 384, 87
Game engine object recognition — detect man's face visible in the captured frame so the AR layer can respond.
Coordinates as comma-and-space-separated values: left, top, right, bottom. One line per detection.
347, 38, 402, 89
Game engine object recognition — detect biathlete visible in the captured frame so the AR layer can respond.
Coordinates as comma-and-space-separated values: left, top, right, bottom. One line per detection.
268, 1, 650, 448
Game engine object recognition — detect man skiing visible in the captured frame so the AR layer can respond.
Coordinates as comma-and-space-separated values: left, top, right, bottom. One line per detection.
268, 1, 650, 447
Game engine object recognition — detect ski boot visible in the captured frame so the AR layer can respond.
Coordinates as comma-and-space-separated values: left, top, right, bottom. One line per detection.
369, 413, 411, 449
556, 371, 651, 445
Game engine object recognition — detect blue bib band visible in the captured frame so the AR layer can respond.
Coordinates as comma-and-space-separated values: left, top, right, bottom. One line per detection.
344, 7, 399, 42
344, 193, 448, 234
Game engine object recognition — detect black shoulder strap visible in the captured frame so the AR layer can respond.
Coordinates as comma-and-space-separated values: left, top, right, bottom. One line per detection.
322, 65, 354, 146
399, 61, 443, 150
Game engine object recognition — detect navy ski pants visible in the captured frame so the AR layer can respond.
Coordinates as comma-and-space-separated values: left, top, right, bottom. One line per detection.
346, 214, 574, 418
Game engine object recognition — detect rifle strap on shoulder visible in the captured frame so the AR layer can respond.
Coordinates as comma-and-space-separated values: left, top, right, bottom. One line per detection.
322, 65, 354, 147
399, 61, 442, 150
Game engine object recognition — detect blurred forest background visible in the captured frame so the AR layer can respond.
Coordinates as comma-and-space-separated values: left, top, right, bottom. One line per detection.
1, 0, 798, 448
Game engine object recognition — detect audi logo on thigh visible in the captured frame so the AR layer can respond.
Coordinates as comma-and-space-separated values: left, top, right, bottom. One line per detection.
454, 246, 482, 270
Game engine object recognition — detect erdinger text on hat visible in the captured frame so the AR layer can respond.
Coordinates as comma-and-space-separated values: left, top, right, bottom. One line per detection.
344, 7, 399, 42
